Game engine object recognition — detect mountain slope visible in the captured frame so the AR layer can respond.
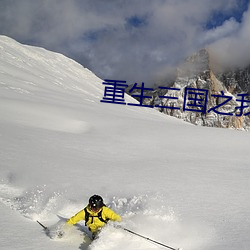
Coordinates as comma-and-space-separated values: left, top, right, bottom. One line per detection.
0, 36, 250, 250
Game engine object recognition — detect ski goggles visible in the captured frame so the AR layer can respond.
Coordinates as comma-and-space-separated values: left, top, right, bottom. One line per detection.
89, 205, 101, 212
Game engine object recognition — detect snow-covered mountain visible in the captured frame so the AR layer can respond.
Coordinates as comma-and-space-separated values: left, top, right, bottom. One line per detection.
129, 49, 250, 130
0, 36, 250, 250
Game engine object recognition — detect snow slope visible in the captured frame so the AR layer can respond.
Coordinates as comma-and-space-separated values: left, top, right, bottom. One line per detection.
0, 35, 250, 250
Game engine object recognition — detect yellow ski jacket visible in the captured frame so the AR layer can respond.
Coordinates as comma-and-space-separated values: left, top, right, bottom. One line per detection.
67, 206, 121, 233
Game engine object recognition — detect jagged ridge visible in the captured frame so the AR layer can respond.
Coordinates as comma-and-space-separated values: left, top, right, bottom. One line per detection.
129, 49, 250, 130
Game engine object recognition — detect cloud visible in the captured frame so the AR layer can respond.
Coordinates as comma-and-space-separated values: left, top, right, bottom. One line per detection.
208, 3, 250, 69
0, 0, 249, 85
200, 18, 240, 45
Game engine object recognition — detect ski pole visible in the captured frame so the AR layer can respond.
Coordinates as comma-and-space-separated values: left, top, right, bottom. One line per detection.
37, 220, 48, 231
122, 227, 180, 250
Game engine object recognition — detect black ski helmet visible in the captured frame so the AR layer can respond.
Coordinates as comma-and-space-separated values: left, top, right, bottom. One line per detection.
89, 195, 104, 210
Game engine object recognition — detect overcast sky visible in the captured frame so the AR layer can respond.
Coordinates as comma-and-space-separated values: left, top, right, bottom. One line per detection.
0, 0, 249, 86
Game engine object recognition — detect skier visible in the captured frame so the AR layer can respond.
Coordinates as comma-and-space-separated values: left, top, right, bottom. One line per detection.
66, 194, 121, 239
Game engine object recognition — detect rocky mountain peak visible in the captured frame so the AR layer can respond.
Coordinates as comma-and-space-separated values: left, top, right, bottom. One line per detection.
128, 48, 250, 130
177, 48, 210, 78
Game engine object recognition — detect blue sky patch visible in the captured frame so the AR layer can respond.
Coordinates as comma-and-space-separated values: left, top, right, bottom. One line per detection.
206, 0, 249, 29
126, 15, 148, 28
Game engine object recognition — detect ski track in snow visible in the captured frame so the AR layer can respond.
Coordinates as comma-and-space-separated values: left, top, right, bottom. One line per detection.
0, 179, 211, 250
0, 99, 91, 134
